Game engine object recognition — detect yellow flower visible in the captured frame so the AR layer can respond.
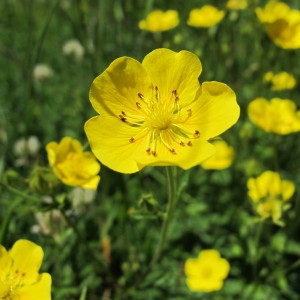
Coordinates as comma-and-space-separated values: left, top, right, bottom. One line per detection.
46, 137, 100, 190
185, 249, 230, 292
247, 171, 295, 225
85, 48, 240, 174
201, 139, 234, 170
187, 5, 225, 28
0, 239, 51, 300
263, 71, 296, 91
138, 10, 179, 32
226, 0, 248, 10
248, 97, 300, 134
256, 1, 300, 49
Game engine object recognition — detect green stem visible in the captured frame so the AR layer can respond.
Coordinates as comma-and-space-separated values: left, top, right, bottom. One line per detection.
150, 166, 177, 267
0, 181, 40, 204
267, 257, 300, 283
252, 221, 264, 279
0, 197, 24, 244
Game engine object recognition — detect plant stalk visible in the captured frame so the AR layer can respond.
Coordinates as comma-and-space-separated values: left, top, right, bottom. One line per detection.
150, 166, 177, 267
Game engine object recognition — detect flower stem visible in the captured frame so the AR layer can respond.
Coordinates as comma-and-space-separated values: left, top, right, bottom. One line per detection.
150, 166, 177, 267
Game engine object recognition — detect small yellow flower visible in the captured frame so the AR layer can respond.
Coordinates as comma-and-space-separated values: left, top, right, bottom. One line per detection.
185, 249, 230, 292
187, 5, 225, 28
84, 48, 240, 174
138, 10, 179, 32
256, 1, 300, 49
263, 71, 296, 91
201, 139, 234, 170
0, 239, 51, 300
226, 0, 248, 10
248, 97, 300, 134
46, 137, 100, 190
247, 171, 295, 225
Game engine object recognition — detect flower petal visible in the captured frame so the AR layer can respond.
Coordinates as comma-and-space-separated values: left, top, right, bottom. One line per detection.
142, 49, 202, 107
89, 57, 153, 116
85, 116, 216, 173
0, 244, 11, 270
13, 273, 52, 300
9, 240, 44, 285
188, 81, 240, 139
46, 137, 82, 165
135, 138, 216, 171
85, 116, 149, 174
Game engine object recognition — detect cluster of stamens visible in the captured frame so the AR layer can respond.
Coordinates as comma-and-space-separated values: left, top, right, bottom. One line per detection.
118, 86, 200, 156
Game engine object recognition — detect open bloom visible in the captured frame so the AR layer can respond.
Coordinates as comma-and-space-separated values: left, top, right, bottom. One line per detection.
201, 139, 234, 170
187, 5, 225, 28
248, 97, 300, 134
138, 10, 179, 32
185, 249, 230, 292
256, 1, 300, 49
46, 137, 100, 190
85, 48, 240, 174
0, 239, 51, 300
247, 171, 295, 225
263, 71, 296, 91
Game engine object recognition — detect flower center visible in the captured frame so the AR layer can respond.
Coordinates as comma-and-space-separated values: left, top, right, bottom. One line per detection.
0, 269, 27, 299
118, 86, 200, 156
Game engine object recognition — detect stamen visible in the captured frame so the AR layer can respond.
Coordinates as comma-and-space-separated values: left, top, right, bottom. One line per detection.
129, 88, 200, 157
155, 86, 159, 101
169, 148, 176, 154
151, 150, 157, 157
194, 130, 200, 138
119, 114, 126, 122
160, 130, 177, 155
172, 124, 201, 139
128, 127, 148, 143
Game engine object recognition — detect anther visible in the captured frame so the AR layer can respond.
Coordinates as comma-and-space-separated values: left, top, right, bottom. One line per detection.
129, 137, 135, 143
180, 141, 185, 147
146, 148, 151, 155
194, 130, 200, 138
187, 141, 192, 146
151, 150, 157, 157
119, 115, 126, 122
169, 148, 176, 154
138, 93, 144, 100
136, 102, 141, 109
155, 86, 159, 101
187, 109, 192, 116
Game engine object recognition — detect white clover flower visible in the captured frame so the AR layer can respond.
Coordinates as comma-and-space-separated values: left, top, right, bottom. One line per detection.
33, 64, 54, 81
62, 39, 85, 61
13, 135, 41, 167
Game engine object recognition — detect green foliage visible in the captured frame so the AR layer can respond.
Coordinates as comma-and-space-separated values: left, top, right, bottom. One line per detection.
1, 0, 300, 299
